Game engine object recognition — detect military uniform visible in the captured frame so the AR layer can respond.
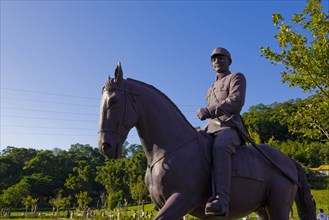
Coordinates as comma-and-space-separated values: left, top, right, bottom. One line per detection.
198, 47, 247, 216
205, 72, 246, 134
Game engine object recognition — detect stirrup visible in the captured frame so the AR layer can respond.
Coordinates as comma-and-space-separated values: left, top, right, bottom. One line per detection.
207, 195, 220, 203
205, 195, 228, 216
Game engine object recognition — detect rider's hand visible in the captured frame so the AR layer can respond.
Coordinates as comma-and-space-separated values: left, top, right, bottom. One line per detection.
197, 107, 211, 121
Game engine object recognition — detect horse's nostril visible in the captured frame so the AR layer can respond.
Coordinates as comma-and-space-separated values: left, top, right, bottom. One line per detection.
102, 143, 111, 153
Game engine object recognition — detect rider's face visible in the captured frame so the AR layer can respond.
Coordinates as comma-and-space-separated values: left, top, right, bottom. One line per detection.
211, 55, 230, 73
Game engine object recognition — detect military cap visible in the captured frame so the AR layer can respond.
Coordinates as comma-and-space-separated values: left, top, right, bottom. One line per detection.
211, 47, 232, 64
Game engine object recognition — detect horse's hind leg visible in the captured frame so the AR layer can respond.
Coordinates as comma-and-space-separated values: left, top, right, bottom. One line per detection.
266, 206, 291, 220
266, 175, 297, 220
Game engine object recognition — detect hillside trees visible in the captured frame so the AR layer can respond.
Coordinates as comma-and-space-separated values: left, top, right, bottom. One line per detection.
242, 99, 329, 167
242, 101, 298, 143
242, 98, 327, 144
260, 0, 329, 142
0, 144, 106, 209
64, 144, 105, 205
0, 147, 37, 194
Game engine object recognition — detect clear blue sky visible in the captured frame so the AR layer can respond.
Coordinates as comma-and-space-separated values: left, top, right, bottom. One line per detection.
1, 0, 325, 151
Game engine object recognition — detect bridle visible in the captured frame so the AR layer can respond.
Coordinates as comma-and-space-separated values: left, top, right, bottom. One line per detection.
98, 79, 137, 140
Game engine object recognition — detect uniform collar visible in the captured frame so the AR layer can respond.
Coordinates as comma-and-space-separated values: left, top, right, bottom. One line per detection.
216, 70, 231, 81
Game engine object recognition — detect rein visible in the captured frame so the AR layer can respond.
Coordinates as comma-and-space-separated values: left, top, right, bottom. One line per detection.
98, 129, 128, 139
147, 135, 197, 170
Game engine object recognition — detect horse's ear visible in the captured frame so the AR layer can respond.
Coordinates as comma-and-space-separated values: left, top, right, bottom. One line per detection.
114, 62, 123, 83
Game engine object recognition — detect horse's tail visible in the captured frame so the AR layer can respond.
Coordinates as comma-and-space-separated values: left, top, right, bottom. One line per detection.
292, 159, 316, 220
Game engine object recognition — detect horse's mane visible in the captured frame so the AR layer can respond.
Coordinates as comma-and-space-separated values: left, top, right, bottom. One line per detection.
127, 78, 196, 131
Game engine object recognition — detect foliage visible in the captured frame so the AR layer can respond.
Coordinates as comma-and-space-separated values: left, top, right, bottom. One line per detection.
243, 96, 328, 144
96, 158, 130, 209
23, 195, 38, 213
260, 0, 329, 141
49, 192, 71, 216
65, 160, 92, 195
242, 100, 300, 143
288, 93, 329, 141
130, 176, 149, 205
0, 180, 30, 207
0, 144, 106, 210
22, 173, 54, 199
95, 143, 148, 209
261, 0, 329, 94
75, 191, 92, 211
0, 147, 37, 194
270, 140, 329, 167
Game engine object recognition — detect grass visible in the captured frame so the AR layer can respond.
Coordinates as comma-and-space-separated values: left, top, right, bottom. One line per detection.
1, 189, 328, 220
312, 189, 329, 210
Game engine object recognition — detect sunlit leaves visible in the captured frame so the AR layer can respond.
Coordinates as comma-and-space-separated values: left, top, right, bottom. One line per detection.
261, 0, 329, 95
261, 0, 329, 141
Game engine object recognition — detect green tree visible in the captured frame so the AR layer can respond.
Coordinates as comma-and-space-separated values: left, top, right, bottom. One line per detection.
23, 150, 68, 198
23, 150, 66, 182
0, 144, 106, 210
23, 195, 38, 216
0, 180, 30, 208
289, 94, 329, 141
22, 173, 54, 199
65, 144, 105, 205
96, 159, 129, 208
49, 193, 71, 217
272, 140, 328, 167
65, 161, 92, 195
0, 147, 37, 193
242, 102, 295, 143
130, 176, 149, 206
126, 145, 147, 189
75, 191, 92, 211
96, 143, 148, 208
260, 0, 329, 141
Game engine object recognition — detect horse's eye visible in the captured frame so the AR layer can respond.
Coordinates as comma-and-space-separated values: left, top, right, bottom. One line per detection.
108, 98, 118, 108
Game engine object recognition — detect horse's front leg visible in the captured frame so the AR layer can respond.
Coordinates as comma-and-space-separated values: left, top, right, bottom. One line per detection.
154, 191, 199, 220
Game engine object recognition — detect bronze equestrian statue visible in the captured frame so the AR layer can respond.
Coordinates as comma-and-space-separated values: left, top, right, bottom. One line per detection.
98, 61, 316, 220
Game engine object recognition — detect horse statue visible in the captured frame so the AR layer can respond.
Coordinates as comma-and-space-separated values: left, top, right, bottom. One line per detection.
98, 63, 316, 220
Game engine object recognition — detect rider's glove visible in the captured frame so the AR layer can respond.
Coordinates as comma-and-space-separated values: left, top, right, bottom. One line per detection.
197, 107, 211, 121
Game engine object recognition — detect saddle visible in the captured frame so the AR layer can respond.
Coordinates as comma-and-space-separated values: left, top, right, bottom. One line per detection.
198, 130, 298, 183
231, 146, 266, 182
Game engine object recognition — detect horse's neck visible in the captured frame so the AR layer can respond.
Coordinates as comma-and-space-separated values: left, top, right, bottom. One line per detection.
134, 90, 196, 162
137, 95, 195, 144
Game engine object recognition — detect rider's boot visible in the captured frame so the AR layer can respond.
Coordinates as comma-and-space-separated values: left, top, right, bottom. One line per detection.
205, 148, 231, 216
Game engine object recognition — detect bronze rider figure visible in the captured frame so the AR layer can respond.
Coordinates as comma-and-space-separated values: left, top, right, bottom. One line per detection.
197, 47, 247, 216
